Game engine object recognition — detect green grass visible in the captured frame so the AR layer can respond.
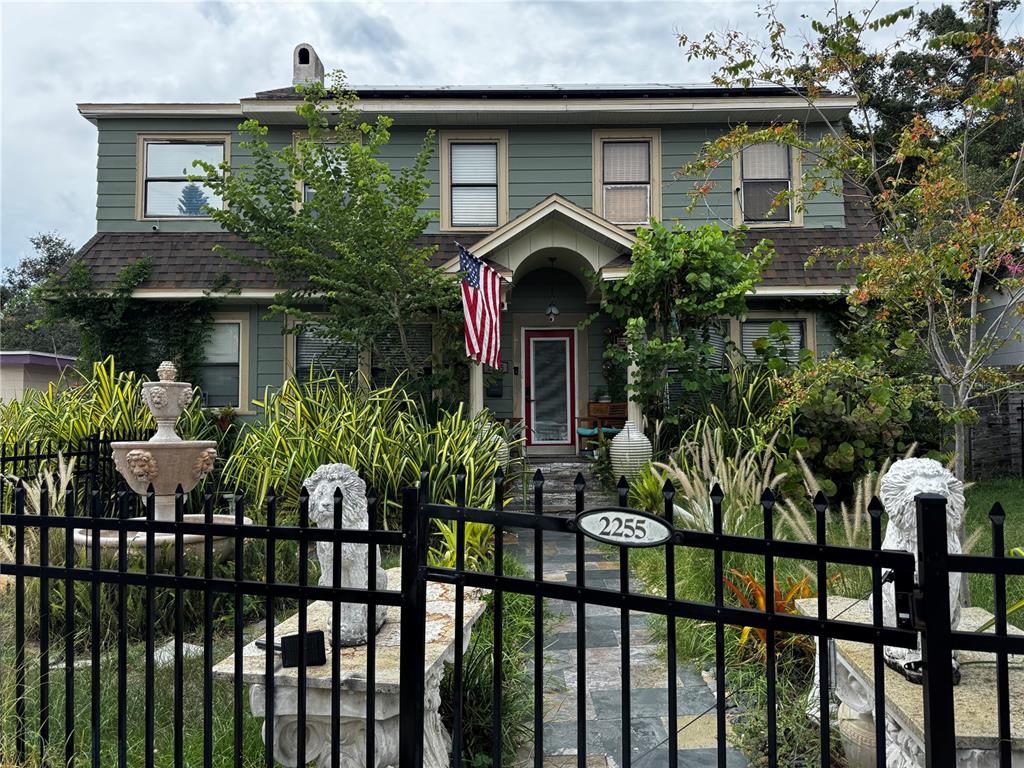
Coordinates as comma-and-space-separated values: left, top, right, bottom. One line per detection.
964, 477, 1024, 625
0, 599, 268, 767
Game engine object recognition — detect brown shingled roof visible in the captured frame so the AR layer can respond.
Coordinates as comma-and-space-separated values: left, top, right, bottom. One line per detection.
603, 183, 874, 287
71, 232, 475, 292
73, 187, 875, 293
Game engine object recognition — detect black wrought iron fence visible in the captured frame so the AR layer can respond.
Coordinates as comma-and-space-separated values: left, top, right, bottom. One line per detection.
1, 466, 1021, 768
1, 479, 405, 768
0, 433, 149, 515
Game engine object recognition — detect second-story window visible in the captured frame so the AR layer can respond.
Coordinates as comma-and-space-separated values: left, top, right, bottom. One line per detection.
141, 137, 226, 218
450, 143, 498, 227
740, 143, 792, 223
602, 140, 651, 225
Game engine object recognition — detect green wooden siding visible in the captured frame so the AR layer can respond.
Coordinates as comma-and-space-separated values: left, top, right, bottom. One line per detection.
508, 128, 594, 217
93, 118, 847, 235
377, 126, 440, 232
662, 126, 734, 225
254, 306, 285, 397
95, 118, 287, 233
981, 289, 1024, 368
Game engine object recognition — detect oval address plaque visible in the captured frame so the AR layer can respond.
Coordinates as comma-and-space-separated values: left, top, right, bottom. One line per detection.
575, 507, 674, 548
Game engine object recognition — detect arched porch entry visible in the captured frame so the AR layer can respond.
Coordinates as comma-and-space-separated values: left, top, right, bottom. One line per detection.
448, 195, 641, 456
503, 250, 596, 456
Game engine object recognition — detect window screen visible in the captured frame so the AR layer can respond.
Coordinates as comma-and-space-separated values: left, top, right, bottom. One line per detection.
741, 144, 791, 222
295, 325, 358, 381
143, 140, 225, 218
198, 322, 240, 407
741, 319, 805, 362
603, 141, 650, 224
451, 143, 497, 226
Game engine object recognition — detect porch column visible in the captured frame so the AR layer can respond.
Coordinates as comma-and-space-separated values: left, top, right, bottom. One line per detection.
626, 355, 643, 427
469, 361, 484, 416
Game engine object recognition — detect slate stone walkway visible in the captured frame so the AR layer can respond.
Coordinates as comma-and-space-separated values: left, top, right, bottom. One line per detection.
505, 461, 747, 768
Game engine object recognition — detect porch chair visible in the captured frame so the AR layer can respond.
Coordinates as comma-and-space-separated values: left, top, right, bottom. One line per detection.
576, 401, 627, 455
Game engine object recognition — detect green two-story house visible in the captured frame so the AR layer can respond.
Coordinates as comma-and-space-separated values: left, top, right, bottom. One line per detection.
74, 43, 871, 456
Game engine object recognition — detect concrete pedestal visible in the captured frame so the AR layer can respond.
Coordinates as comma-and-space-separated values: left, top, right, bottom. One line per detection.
214, 568, 486, 768
797, 597, 1024, 767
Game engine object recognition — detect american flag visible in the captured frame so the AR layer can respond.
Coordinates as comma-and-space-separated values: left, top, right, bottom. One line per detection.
459, 244, 502, 368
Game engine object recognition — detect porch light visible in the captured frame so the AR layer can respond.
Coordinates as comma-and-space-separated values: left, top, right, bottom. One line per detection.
545, 255, 560, 322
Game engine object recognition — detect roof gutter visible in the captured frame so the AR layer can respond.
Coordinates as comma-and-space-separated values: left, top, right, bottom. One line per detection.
77, 103, 244, 124
76, 95, 857, 121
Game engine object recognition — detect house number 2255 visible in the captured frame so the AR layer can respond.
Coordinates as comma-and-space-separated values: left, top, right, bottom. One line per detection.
575, 508, 673, 548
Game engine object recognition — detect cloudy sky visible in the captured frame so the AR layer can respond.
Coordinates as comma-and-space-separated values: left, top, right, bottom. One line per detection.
0, 0, 963, 268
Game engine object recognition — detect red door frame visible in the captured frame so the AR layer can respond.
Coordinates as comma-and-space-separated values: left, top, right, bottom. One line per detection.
523, 329, 576, 448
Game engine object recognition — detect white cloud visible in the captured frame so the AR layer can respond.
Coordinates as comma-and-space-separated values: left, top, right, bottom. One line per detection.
1, 0, 938, 269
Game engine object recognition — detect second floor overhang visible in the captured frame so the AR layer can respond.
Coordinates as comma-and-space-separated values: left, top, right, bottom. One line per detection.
78, 85, 857, 128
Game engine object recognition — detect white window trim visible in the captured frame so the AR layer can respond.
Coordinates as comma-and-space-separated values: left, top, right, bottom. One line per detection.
440, 130, 509, 232
726, 309, 817, 358
732, 145, 803, 228
135, 133, 230, 221
205, 311, 250, 412
591, 129, 662, 227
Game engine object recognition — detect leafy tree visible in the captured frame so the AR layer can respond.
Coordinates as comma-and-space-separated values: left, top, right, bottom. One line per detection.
850, 1, 1024, 185
177, 183, 209, 216
597, 221, 772, 424
1, 233, 80, 355
195, 71, 461, 399
678, 1, 1024, 480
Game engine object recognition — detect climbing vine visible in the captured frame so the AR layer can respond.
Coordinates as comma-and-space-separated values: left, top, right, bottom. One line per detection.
44, 258, 216, 382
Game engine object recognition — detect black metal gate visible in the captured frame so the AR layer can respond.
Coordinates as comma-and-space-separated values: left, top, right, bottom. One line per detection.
401, 468, 1024, 768
2, 467, 1022, 767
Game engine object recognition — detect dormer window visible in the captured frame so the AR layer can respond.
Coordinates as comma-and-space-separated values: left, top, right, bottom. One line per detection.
138, 135, 228, 219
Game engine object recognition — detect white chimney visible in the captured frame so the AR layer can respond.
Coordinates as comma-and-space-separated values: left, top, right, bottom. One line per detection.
292, 43, 325, 86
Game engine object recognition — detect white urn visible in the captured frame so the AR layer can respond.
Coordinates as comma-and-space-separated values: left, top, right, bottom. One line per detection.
609, 420, 652, 482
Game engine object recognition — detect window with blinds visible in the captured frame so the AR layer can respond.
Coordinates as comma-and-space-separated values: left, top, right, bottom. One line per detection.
371, 324, 434, 386
603, 141, 651, 225
451, 143, 498, 227
664, 322, 730, 408
740, 319, 805, 362
741, 143, 791, 222
295, 325, 358, 381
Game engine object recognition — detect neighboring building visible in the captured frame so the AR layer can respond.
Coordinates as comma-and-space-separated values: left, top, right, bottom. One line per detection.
73, 43, 873, 456
0, 351, 76, 401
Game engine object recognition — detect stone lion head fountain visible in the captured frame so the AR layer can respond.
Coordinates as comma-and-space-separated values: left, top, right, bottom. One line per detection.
74, 361, 250, 563
877, 457, 965, 684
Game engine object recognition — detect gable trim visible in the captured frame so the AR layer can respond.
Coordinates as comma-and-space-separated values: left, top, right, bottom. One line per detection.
441, 194, 635, 272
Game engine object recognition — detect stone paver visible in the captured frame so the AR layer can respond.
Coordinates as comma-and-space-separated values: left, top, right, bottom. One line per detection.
506, 461, 746, 768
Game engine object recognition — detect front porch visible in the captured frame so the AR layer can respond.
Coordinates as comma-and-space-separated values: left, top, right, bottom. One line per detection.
449, 195, 641, 456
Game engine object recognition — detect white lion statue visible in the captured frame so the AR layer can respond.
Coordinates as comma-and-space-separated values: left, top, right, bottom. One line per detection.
876, 457, 964, 683
303, 463, 387, 646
